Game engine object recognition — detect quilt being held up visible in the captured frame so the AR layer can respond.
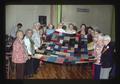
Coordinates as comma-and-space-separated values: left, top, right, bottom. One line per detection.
37, 31, 95, 64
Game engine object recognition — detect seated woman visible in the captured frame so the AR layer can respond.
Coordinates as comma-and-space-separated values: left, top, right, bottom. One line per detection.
24, 29, 35, 77
45, 24, 55, 41
12, 30, 29, 79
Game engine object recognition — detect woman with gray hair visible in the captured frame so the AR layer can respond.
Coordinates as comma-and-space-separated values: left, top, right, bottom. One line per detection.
100, 35, 115, 79
32, 23, 41, 74
12, 30, 28, 79
32, 22, 41, 50
24, 29, 35, 77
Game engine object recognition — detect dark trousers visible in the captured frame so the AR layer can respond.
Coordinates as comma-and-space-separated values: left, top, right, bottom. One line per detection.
93, 64, 101, 80
24, 59, 34, 76
109, 64, 116, 79
33, 58, 40, 73
16, 63, 25, 79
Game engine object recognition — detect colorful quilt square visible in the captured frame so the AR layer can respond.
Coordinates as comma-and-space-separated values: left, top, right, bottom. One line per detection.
69, 52, 74, 56
54, 45, 59, 49
51, 32, 60, 42
55, 57, 65, 64
74, 44, 78, 48
46, 46, 51, 50
81, 54, 89, 59
67, 56, 76, 61
59, 39, 64, 44
75, 56, 81, 61
47, 56, 57, 62
64, 36, 70, 41
64, 50, 68, 53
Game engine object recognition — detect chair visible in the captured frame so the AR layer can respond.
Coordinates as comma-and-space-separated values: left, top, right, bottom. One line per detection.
5, 52, 12, 79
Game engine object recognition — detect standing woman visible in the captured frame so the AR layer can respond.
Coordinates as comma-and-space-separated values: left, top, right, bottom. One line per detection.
24, 29, 35, 77
55, 23, 66, 33
79, 24, 88, 59
66, 23, 76, 34
92, 35, 104, 79
100, 35, 114, 79
12, 30, 28, 79
32, 23, 41, 50
45, 24, 55, 41
87, 27, 95, 56
32, 23, 41, 74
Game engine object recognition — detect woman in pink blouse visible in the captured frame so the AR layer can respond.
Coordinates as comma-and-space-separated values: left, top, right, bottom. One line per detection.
12, 30, 29, 79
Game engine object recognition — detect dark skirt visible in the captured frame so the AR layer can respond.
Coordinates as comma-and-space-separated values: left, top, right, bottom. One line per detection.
33, 58, 40, 73
16, 63, 25, 79
24, 59, 34, 76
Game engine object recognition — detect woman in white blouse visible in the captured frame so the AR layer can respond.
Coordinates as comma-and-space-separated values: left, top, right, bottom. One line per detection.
32, 22, 41, 51
31, 22, 41, 74
24, 29, 35, 77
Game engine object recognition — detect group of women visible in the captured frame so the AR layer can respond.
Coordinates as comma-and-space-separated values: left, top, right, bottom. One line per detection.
12, 23, 41, 79
11, 22, 115, 79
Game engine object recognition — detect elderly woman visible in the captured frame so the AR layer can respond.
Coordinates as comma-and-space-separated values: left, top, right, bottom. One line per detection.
100, 35, 114, 79
92, 35, 104, 79
12, 30, 28, 79
32, 23, 41, 74
24, 29, 35, 77
32, 22, 41, 51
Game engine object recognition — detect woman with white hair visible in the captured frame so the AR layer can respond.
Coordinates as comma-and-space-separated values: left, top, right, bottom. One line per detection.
92, 35, 104, 79
100, 35, 115, 79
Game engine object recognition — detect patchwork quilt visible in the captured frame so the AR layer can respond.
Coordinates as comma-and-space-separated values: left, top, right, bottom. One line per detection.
39, 31, 95, 64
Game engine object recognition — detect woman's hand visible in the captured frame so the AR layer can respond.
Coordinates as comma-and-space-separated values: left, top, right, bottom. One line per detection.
28, 56, 31, 60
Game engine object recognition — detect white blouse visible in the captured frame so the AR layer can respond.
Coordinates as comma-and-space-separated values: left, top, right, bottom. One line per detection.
32, 29, 41, 50
23, 36, 35, 55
